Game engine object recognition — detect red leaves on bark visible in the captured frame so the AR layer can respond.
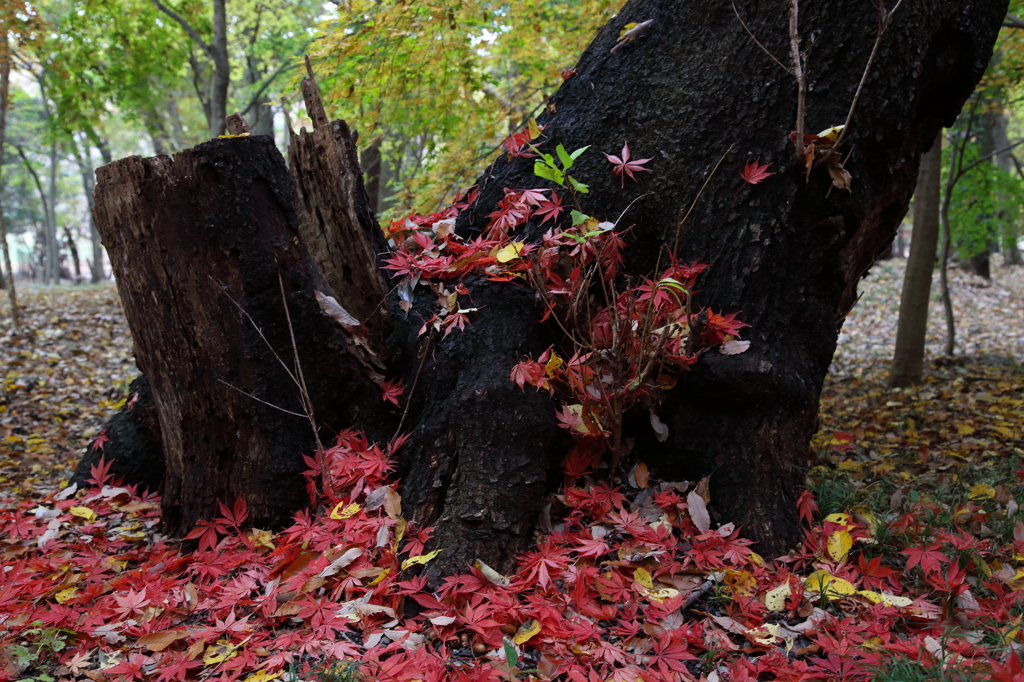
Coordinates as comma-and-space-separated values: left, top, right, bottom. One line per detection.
603, 141, 652, 187
737, 157, 774, 193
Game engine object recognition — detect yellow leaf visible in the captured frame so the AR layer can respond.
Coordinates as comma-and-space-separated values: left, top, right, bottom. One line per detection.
633, 567, 654, 590
330, 502, 361, 520
244, 671, 281, 682
748, 551, 767, 568
969, 484, 996, 501
724, 570, 757, 597
496, 242, 525, 263
250, 528, 275, 550
823, 513, 851, 525
816, 125, 845, 141
646, 587, 680, 602
54, 587, 77, 604
368, 568, 391, 586
514, 619, 541, 645
474, 559, 510, 587
764, 582, 791, 612
527, 118, 542, 140
805, 570, 855, 599
217, 133, 250, 139
203, 640, 238, 665
401, 549, 442, 570
69, 506, 97, 522
857, 590, 913, 607
617, 22, 637, 40
836, 460, 863, 472
544, 352, 563, 378
957, 424, 975, 436
827, 530, 853, 562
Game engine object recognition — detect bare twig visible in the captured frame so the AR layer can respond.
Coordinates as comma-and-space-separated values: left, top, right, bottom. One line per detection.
216, 379, 307, 418
788, 0, 806, 162
392, 333, 433, 444
277, 272, 329, 489
672, 144, 735, 260
731, 3, 794, 75
829, 0, 903, 152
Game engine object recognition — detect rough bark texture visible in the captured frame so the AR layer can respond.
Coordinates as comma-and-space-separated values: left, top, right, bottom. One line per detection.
92, 137, 394, 534
890, 133, 943, 388
288, 75, 390, 351
446, 0, 1004, 560
71, 375, 164, 493
85, 0, 1005, 578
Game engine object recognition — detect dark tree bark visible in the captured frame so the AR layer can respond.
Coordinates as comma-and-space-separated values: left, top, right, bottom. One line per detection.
71, 376, 164, 493
890, 132, 942, 388
87, 0, 1005, 582
441, 0, 1004, 567
92, 137, 395, 534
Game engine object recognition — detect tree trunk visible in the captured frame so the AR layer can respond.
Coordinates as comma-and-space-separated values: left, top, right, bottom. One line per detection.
91, 137, 396, 534
890, 132, 942, 387
209, 0, 229, 138
993, 110, 1023, 266
438, 0, 1003, 569
75, 147, 105, 284
0, 34, 19, 328
87, 0, 1004, 581
46, 140, 60, 285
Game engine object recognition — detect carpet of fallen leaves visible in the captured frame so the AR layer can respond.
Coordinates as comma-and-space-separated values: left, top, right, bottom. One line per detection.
0, 286, 136, 509
0, 261, 1022, 682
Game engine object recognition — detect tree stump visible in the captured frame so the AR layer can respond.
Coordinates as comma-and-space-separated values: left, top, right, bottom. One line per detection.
92, 137, 394, 534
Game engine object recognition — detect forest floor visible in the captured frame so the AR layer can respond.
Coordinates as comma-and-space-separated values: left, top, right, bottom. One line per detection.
0, 260, 1022, 682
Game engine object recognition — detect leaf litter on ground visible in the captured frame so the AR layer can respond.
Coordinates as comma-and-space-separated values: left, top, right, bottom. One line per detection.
0, 261, 1021, 682
0, 285, 136, 509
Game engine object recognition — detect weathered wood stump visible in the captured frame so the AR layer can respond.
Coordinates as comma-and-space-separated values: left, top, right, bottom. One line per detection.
92, 137, 393, 534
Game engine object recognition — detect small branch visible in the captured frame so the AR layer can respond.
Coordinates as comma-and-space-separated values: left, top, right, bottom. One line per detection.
240, 55, 305, 116
276, 271, 328, 476
829, 0, 903, 152
391, 333, 433, 445
217, 379, 307, 418
1004, 13, 1024, 29
151, 0, 215, 59
731, 3, 794, 75
672, 143, 734, 259
788, 0, 806, 162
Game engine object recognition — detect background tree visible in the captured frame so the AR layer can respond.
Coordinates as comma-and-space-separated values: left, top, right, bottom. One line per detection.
889, 132, 941, 387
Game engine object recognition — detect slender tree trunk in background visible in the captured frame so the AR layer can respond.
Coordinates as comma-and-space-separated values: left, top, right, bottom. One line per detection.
993, 111, 1023, 266
46, 141, 60, 285
962, 108, 997, 279
63, 225, 81, 281
0, 36, 19, 327
941, 130, 958, 356
86, 0, 1005, 580
890, 132, 942, 387
153, 0, 230, 138
75, 146, 104, 284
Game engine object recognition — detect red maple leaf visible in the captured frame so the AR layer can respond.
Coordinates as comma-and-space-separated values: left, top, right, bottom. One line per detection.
604, 141, 652, 187
381, 379, 405, 407
92, 429, 110, 451
534, 192, 566, 224
737, 157, 774, 193
901, 544, 949, 576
